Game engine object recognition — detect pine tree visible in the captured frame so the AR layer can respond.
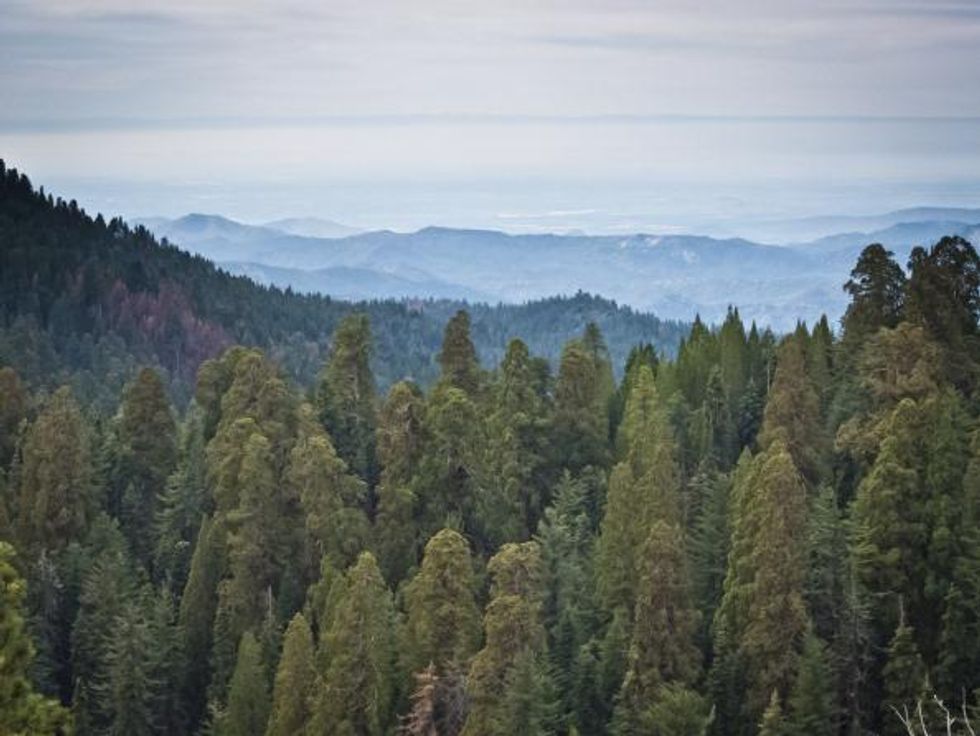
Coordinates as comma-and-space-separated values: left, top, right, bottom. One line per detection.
477, 338, 550, 546
17, 386, 94, 552
597, 364, 679, 616
787, 630, 835, 736
71, 523, 134, 734
211, 431, 285, 698
758, 690, 788, 736
536, 473, 597, 730
840, 244, 907, 343
881, 617, 928, 736
613, 521, 701, 735
316, 314, 378, 484
114, 367, 177, 565
643, 684, 713, 736
756, 337, 827, 486
553, 339, 610, 474
154, 408, 207, 589
0, 366, 28, 469
375, 381, 427, 584
463, 542, 554, 736
177, 515, 224, 731
715, 441, 808, 722
0, 541, 71, 735
266, 612, 315, 736
438, 310, 481, 396
214, 631, 270, 736
311, 551, 396, 736
103, 601, 157, 736
287, 406, 368, 574
414, 384, 481, 542
402, 529, 481, 678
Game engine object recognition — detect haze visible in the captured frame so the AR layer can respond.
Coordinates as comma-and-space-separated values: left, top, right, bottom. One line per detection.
2, 0, 979, 233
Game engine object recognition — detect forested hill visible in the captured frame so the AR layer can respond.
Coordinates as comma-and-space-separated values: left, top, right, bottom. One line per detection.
0, 161, 686, 407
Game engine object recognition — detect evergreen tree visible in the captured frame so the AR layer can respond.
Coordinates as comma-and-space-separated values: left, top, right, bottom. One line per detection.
757, 337, 827, 486
536, 473, 597, 730
17, 386, 94, 552
114, 367, 177, 565
715, 442, 808, 721
311, 551, 396, 736
402, 529, 481, 678
463, 542, 554, 736
841, 244, 907, 342
414, 384, 481, 542
0, 366, 28, 470
438, 310, 481, 396
71, 523, 134, 734
316, 314, 378, 484
154, 409, 207, 589
553, 339, 610, 474
597, 364, 679, 616
375, 380, 427, 584
214, 631, 270, 736
0, 541, 71, 736
614, 520, 701, 735
266, 612, 315, 736
287, 406, 368, 574
644, 684, 713, 736
787, 630, 835, 736
177, 515, 224, 731
758, 691, 788, 736
477, 338, 550, 546
881, 618, 928, 736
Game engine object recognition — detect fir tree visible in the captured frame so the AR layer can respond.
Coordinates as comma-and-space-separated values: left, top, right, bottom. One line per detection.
402, 529, 481, 678
311, 551, 396, 736
214, 631, 270, 736
438, 310, 481, 396
375, 380, 427, 584
316, 314, 378, 484
787, 629, 835, 736
0, 541, 71, 735
614, 521, 701, 735
114, 367, 177, 565
17, 386, 94, 552
463, 542, 554, 736
266, 612, 315, 736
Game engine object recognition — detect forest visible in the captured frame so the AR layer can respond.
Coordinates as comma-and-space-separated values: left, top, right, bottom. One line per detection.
0, 162, 979, 736
0, 161, 685, 412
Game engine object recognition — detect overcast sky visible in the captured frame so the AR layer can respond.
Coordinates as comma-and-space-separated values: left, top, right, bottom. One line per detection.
2, 0, 979, 232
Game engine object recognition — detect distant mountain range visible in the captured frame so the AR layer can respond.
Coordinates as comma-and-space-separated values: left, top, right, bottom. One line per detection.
138, 210, 980, 330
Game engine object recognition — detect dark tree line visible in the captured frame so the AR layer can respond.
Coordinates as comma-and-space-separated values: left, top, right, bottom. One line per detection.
0, 161, 686, 413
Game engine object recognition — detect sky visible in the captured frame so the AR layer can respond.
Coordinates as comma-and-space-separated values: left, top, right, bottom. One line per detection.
1, 0, 979, 234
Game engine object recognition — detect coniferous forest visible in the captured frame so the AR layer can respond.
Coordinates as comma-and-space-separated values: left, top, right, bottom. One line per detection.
1, 163, 979, 736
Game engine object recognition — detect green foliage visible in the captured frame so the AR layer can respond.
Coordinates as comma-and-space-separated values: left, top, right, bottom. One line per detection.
463, 542, 555, 736
438, 310, 482, 395
0, 541, 71, 736
3, 167, 980, 736
597, 364, 680, 615
614, 521, 701, 735
311, 551, 396, 736
214, 631, 270, 736
266, 612, 316, 736
374, 380, 427, 584
316, 314, 378, 483
114, 367, 177, 564
787, 630, 836, 736
17, 386, 95, 552
402, 529, 481, 678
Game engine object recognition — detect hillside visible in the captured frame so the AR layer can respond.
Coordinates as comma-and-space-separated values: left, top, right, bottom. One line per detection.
0, 162, 687, 408
142, 213, 980, 330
